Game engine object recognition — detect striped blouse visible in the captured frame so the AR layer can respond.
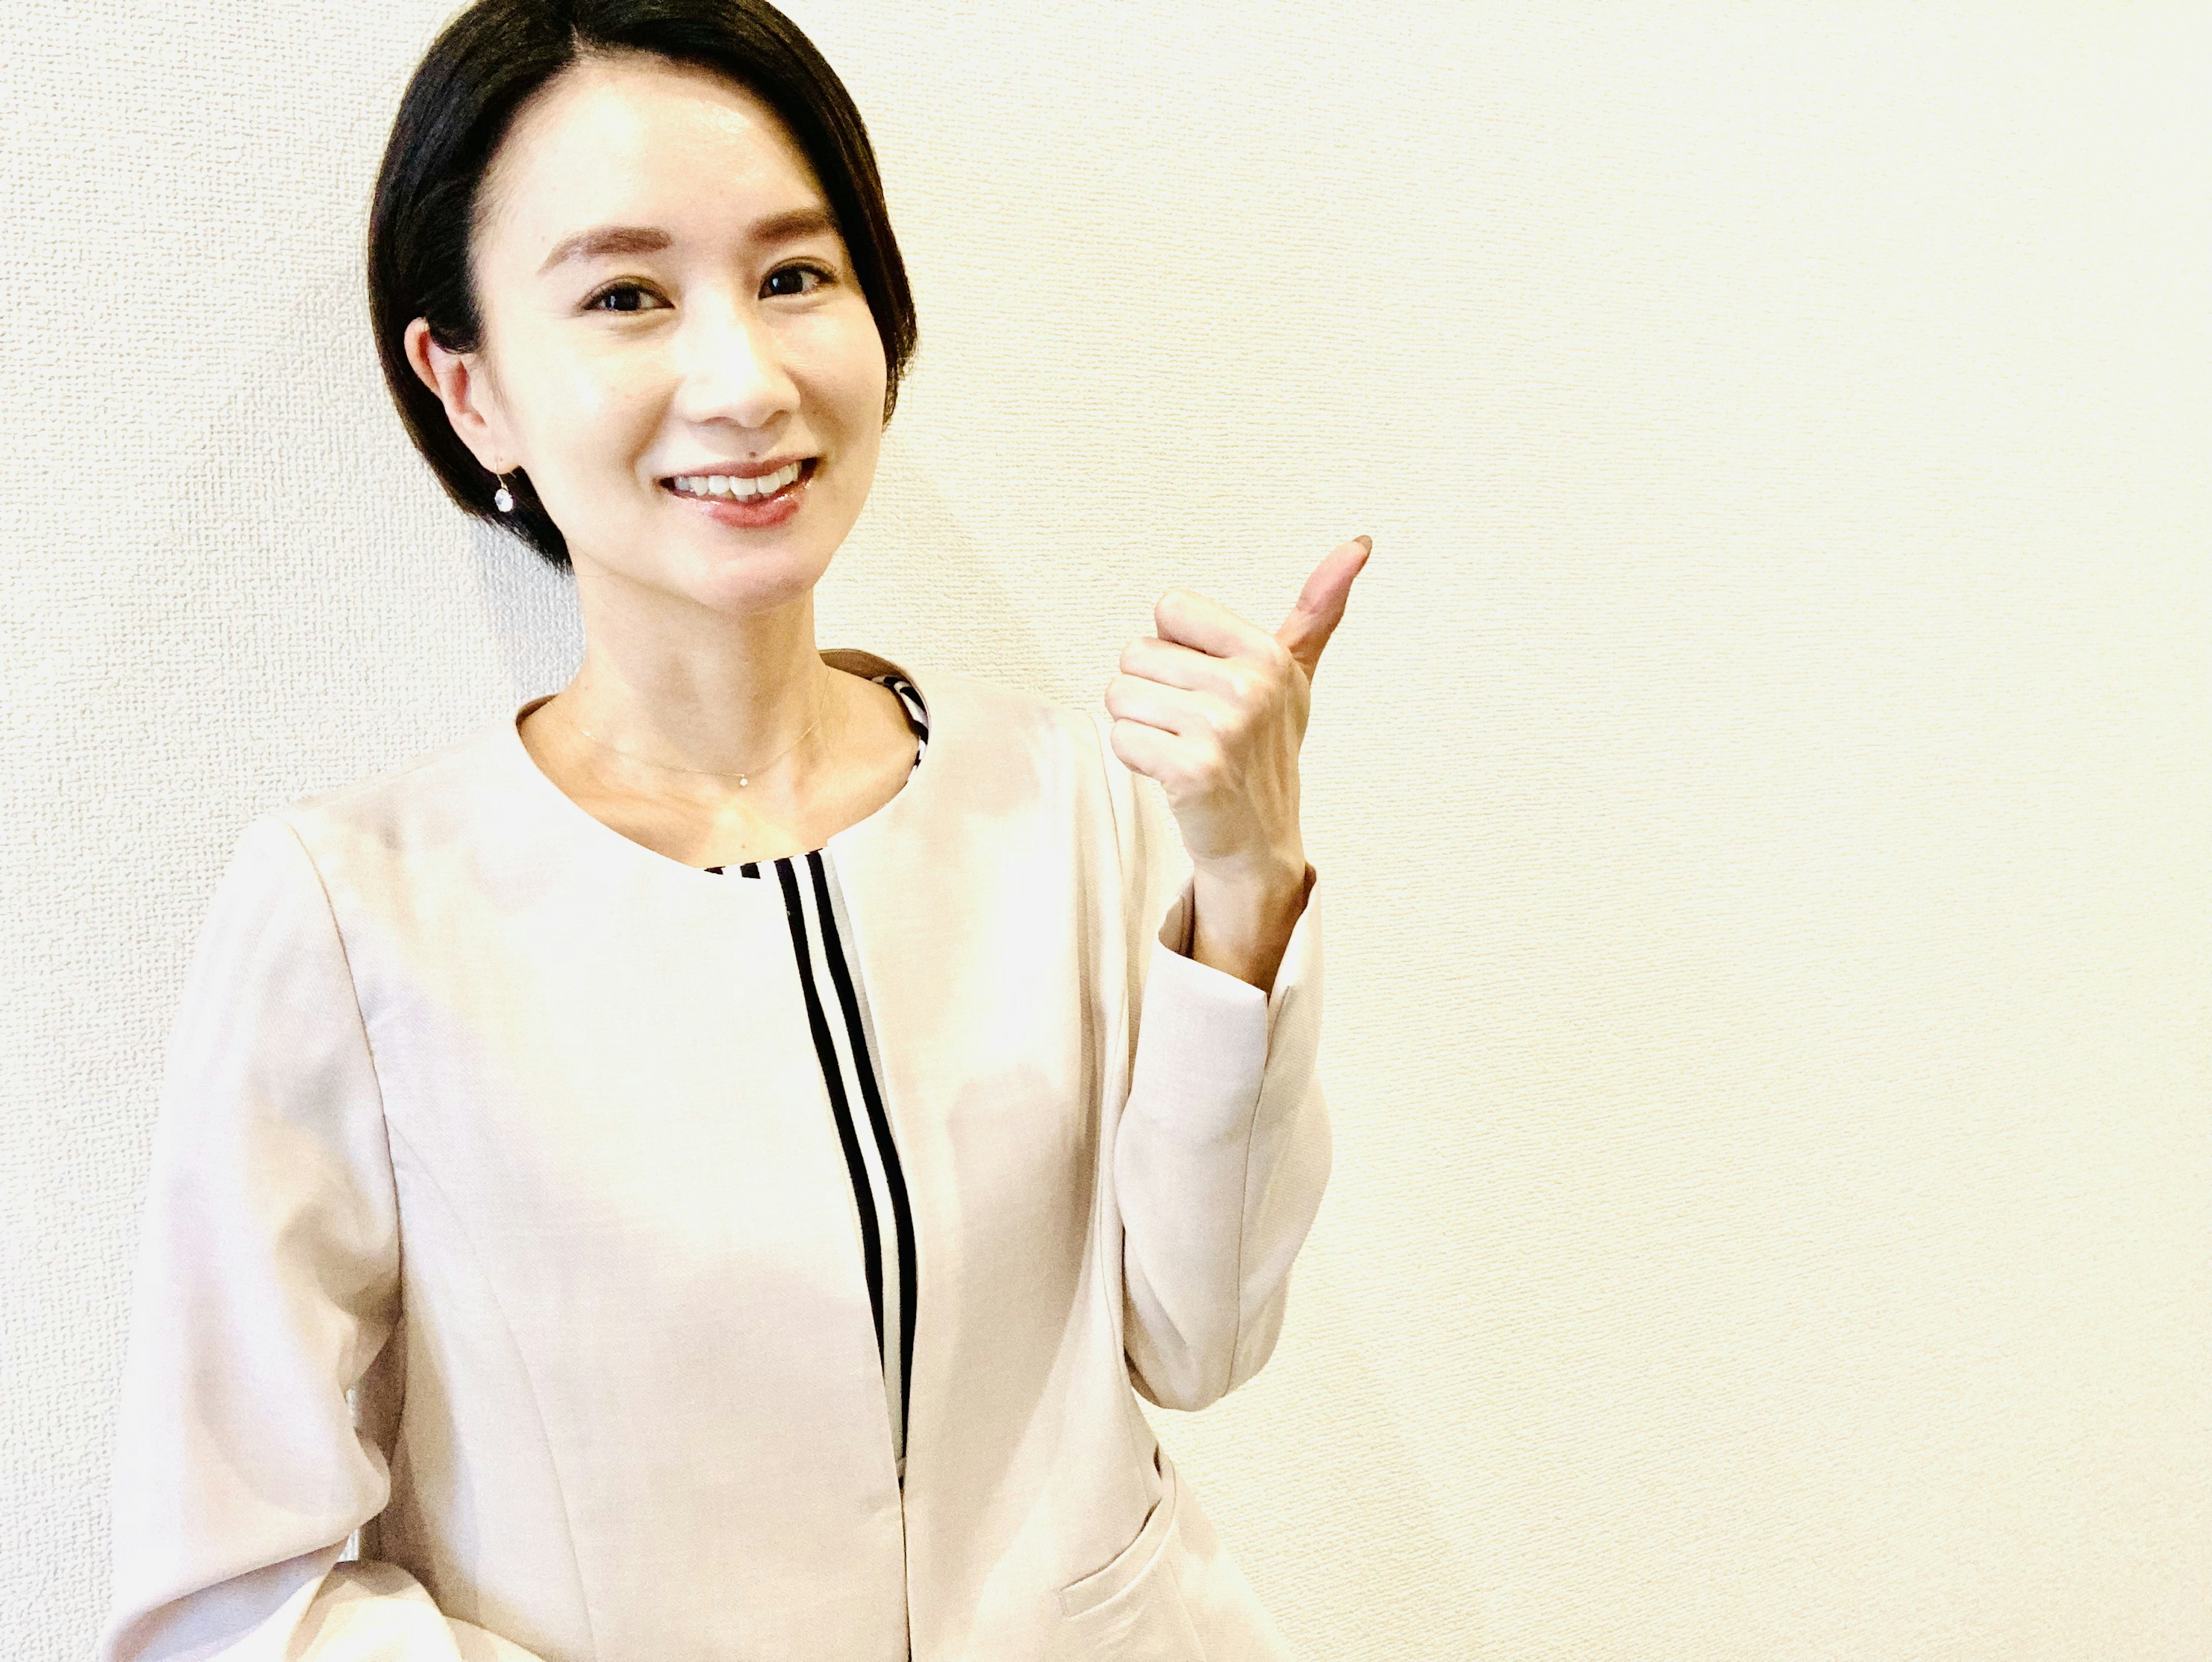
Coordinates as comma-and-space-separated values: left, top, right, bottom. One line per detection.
698, 669, 930, 1486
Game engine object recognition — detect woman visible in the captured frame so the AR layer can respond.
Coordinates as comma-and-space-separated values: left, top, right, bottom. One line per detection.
97, 2, 1367, 1657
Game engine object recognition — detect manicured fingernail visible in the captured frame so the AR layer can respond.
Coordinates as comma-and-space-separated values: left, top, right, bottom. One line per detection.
1355, 535, 1373, 552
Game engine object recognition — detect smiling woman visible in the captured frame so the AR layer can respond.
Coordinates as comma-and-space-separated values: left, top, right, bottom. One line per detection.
95, 3, 1332, 1661
368, 6, 916, 575
385, 16, 922, 872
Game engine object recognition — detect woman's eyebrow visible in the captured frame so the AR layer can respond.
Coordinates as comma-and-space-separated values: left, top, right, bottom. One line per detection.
537, 207, 837, 277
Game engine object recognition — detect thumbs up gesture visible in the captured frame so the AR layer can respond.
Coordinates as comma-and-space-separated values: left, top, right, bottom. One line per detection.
1104, 534, 1371, 982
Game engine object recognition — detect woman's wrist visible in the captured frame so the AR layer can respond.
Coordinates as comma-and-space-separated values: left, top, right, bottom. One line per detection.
1185, 859, 1313, 993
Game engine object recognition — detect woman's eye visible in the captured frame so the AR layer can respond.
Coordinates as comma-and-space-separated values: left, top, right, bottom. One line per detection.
584, 282, 663, 313
764, 262, 834, 298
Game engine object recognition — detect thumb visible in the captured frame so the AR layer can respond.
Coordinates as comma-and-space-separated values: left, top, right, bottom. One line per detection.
1275, 535, 1372, 683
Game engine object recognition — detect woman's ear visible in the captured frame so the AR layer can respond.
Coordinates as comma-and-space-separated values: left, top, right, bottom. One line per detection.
404, 315, 511, 475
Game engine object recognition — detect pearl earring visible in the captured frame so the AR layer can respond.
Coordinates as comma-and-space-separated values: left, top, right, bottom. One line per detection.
493, 472, 516, 514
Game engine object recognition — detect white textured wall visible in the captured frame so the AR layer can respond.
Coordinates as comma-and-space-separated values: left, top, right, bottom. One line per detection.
5, 2, 2205, 1656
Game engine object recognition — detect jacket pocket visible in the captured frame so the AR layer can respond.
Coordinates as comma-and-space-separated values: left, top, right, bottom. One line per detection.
1056, 1441, 1183, 1621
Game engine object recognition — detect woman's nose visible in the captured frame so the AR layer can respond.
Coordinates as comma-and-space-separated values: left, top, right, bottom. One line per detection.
671, 298, 798, 426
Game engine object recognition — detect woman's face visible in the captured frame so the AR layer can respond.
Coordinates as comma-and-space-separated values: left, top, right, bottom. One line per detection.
415, 50, 888, 614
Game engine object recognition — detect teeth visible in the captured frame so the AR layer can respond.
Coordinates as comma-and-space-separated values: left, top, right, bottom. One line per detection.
670, 461, 804, 499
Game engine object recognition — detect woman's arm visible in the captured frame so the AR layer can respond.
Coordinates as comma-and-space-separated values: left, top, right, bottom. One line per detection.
98, 817, 553, 1662
1091, 713, 1333, 1413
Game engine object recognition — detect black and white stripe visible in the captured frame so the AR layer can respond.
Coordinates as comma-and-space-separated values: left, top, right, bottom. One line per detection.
703, 671, 929, 1482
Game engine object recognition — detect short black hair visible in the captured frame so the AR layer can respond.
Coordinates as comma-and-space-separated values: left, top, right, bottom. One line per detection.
367, 0, 919, 572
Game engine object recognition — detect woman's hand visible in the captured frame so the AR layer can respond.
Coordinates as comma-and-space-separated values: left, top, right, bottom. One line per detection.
1104, 535, 1372, 985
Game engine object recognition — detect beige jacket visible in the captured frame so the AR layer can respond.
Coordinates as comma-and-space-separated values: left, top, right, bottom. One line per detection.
98, 648, 1330, 1661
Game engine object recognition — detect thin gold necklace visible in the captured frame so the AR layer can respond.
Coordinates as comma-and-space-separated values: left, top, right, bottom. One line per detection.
562, 687, 827, 788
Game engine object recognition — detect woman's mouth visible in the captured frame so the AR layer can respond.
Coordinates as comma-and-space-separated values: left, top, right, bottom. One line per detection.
658, 457, 817, 528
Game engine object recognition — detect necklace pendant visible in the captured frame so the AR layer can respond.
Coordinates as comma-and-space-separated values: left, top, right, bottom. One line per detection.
737, 774, 749, 787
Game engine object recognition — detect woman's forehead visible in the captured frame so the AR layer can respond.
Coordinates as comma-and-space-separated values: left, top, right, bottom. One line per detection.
483, 54, 820, 245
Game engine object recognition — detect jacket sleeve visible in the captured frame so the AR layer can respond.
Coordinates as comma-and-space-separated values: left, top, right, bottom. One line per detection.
97, 815, 552, 1662
1089, 714, 1334, 1413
